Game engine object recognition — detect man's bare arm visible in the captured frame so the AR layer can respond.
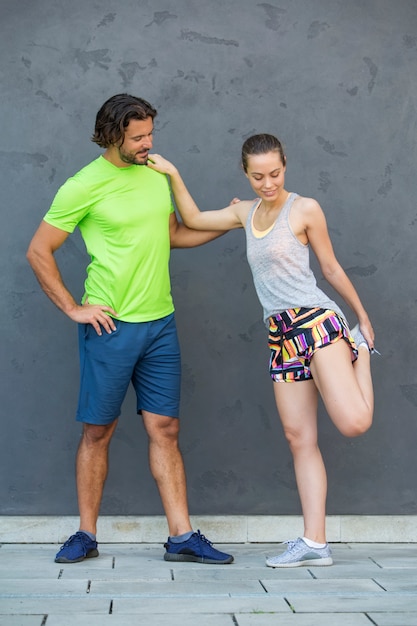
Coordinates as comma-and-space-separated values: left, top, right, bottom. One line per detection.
26, 221, 117, 335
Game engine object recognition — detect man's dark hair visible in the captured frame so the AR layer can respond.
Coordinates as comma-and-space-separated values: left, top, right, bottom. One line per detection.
91, 94, 157, 148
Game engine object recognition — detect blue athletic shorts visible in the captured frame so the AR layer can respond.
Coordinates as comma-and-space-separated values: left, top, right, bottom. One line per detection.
76, 313, 181, 424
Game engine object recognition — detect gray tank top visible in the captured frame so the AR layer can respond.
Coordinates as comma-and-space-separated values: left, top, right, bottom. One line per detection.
245, 193, 344, 324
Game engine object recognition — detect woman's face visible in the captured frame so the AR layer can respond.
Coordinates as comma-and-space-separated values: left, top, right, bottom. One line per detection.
244, 151, 286, 202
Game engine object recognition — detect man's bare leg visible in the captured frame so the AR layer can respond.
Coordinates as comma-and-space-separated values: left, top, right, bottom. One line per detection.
77, 420, 118, 535
142, 411, 192, 536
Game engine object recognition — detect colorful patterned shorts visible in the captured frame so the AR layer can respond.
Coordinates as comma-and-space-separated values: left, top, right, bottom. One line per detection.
268, 307, 357, 382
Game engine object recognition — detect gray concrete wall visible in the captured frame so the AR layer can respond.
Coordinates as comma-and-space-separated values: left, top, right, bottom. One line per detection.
1, 0, 416, 517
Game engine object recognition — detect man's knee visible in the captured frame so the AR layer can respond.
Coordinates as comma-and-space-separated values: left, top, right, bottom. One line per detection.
143, 413, 180, 443
81, 421, 117, 446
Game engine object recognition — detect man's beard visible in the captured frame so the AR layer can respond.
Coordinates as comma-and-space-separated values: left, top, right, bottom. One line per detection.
118, 147, 148, 166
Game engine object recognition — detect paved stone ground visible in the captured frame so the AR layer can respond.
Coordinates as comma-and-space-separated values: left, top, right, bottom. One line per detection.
0, 542, 416, 625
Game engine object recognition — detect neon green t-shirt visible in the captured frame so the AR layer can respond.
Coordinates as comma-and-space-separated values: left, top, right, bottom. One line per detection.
44, 156, 175, 322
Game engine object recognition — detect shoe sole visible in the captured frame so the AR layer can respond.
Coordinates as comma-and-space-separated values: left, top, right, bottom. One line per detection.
55, 548, 99, 564
266, 556, 333, 568
164, 553, 233, 565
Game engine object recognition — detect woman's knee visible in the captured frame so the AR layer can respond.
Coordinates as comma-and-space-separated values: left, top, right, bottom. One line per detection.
337, 411, 373, 437
283, 426, 317, 452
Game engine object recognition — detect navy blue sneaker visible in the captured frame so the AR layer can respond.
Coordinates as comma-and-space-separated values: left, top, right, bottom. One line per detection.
164, 530, 234, 564
55, 531, 99, 563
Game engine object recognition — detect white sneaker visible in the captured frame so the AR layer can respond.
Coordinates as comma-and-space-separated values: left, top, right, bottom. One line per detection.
266, 537, 333, 568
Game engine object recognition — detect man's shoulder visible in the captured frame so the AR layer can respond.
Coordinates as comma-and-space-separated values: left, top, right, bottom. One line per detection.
71, 156, 105, 181
51, 157, 104, 207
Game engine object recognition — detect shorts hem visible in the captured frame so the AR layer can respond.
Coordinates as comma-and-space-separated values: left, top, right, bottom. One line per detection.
138, 406, 180, 419
76, 414, 120, 426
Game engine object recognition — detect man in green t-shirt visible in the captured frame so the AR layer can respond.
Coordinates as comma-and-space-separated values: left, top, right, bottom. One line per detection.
27, 94, 233, 565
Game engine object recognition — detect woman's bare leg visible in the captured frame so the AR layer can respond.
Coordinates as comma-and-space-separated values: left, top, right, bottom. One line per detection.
272, 340, 373, 542
310, 340, 373, 437
273, 380, 327, 543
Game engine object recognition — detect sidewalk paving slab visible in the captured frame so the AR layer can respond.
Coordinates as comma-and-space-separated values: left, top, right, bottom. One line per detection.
89, 579, 265, 596
111, 595, 291, 614
286, 594, 417, 613
1, 580, 88, 596
262, 578, 383, 593
367, 613, 417, 626
236, 615, 373, 625
44, 615, 235, 626
0, 618, 45, 626
0, 597, 109, 619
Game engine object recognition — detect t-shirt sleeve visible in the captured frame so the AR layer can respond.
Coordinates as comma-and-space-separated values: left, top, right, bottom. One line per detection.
43, 178, 91, 233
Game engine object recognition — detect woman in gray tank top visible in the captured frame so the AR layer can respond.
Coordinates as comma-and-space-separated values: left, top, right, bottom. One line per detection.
148, 134, 376, 568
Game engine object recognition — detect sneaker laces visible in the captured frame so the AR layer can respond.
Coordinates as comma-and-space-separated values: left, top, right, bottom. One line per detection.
164, 530, 213, 550
195, 530, 213, 546
281, 539, 300, 554
59, 532, 90, 552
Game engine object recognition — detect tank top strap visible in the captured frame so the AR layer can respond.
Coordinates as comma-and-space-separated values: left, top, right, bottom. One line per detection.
281, 192, 298, 218
246, 198, 262, 230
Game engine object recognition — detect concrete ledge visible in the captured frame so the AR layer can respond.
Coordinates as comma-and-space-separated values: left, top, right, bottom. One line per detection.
1, 515, 416, 543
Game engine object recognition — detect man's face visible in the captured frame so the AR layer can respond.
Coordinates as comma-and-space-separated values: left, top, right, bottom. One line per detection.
117, 117, 154, 166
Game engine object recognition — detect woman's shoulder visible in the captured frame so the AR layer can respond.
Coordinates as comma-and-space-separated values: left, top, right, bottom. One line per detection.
292, 194, 322, 216
289, 194, 324, 235
231, 198, 258, 222
235, 198, 259, 208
